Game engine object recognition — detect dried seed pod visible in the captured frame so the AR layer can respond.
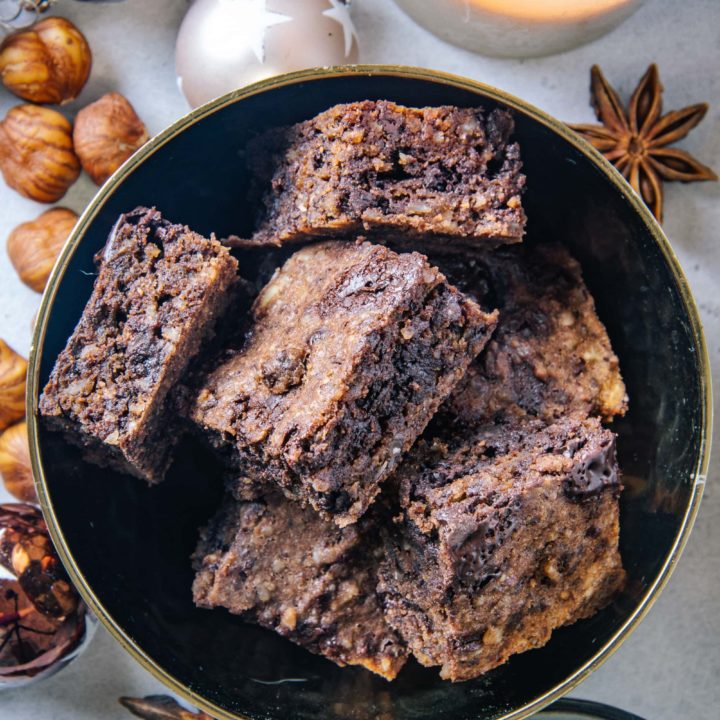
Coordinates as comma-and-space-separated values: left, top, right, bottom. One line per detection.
7, 207, 78, 293
0, 104, 81, 203
73, 92, 148, 185
0, 340, 27, 433
120, 695, 215, 719
0, 423, 36, 503
0, 17, 92, 105
0, 504, 78, 620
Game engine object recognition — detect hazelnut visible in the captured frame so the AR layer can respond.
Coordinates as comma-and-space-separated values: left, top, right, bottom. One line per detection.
0, 104, 81, 202
0, 339, 27, 433
0, 422, 37, 503
7, 207, 78, 292
0, 17, 92, 105
73, 92, 148, 185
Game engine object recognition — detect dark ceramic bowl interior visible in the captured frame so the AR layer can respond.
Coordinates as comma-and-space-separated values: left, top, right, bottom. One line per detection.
30, 69, 708, 720
537, 699, 646, 719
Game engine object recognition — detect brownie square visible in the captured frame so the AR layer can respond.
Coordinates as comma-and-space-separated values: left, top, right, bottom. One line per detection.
435, 243, 627, 426
377, 415, 625, 681
193, 491, 408, 680
187, 240, 497, 526
244, 101, 526, 252
39, 206, 238, 483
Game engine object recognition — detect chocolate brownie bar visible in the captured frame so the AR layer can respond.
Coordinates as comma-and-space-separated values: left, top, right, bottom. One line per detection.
436, 243, 627, 426
193, 492, 408, 680
245, 101, 526, 251
187, 240, 497, 526
39, 207, 238, 483
377, 415, 625, 681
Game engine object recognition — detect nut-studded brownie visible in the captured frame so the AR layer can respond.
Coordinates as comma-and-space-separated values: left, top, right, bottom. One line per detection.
436, 243, 627, 426
187, 240, 497, 526
39, 207, 238, 483
377, 415, 625, 681
193, 491, 408, 680
244, 101, 526, 251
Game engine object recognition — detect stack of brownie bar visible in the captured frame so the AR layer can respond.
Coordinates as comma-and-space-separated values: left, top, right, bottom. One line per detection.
40, 100, 627, 682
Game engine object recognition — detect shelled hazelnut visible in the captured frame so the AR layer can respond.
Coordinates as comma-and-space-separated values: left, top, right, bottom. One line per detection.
0, 422, 36, 503
7, 207, 78, 292
0, 340, 26, 433
0, 104, 81, 202
0, 17, 92, 105
74, 92, 148, 185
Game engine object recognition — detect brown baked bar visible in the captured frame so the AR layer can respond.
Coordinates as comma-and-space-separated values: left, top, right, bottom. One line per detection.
436, 243, 627, 426
193, 491, 408, 680
187, 240, 497, 526
245, 101, 526, 251
39, 206, 238, 483
377, 415, 625, 681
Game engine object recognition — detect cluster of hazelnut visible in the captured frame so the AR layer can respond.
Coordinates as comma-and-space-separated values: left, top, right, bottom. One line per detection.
0, 15, 135, 682
0, 308, 94, 688
0, 261, 93, 687
0, 15, 148, 293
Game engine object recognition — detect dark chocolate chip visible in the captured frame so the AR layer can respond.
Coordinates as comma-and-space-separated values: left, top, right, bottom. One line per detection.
564, 435, 620, 500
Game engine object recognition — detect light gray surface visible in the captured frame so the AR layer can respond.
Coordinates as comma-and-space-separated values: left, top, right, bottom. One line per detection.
0, 0, 717, 717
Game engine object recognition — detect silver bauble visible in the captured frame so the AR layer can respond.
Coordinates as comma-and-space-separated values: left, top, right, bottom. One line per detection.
176, 0, 359, 108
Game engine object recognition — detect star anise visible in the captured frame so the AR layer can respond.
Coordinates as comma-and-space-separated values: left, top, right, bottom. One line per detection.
570, 64, 717, 221
120, 695, 215, 720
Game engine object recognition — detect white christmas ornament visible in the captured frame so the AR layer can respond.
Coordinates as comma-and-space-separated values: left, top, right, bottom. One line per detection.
176, 0, 360, 108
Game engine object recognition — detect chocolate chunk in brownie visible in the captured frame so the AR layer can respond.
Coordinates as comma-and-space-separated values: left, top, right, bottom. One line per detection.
193, 492, 408, 680
187, 240, 497, 526
377, 415, 625, 681
243, 101, 526, 252
39, 207, 238, 483
435, 243, 627, 426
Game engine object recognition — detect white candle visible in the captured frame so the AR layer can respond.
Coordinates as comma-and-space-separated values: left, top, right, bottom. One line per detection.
393, 0, 645, 58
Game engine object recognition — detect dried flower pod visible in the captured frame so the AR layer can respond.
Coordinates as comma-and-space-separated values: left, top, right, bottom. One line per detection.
0, 17, 92, 105
74, 92, 148, 185
0, 504, 78, 619
0, 423, 36, 503
0, 340, 27, 433
0, 104, 81, 202
120, 695, 215, 719
7, 207, 78, 293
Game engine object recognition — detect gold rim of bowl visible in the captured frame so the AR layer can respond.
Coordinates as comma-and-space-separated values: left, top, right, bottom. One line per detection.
25, 65, 713, 720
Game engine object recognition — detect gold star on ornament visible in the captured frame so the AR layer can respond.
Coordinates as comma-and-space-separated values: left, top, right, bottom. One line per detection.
322, 0, 357, 58
220, 0, 291, 63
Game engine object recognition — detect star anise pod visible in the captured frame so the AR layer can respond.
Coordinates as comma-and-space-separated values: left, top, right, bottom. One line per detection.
120, 695, 215, 720
570, 64, 717, 221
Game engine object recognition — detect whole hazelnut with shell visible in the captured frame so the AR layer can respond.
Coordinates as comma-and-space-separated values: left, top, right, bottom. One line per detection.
73, 92, 148, 185
0, 104, 81, 202
0, 340, 27, 433
7, 207, 78, 293
0, 422, 36, 503
0, 17, 92, 105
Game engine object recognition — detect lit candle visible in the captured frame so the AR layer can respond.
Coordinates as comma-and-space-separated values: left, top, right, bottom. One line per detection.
393, 0, 645, 58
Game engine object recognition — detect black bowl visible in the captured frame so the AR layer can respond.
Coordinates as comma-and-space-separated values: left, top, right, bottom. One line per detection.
28, 67, 711, 720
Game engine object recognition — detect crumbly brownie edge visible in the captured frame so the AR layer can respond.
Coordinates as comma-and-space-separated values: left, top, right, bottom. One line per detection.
39, 207, 239, 483
193, 495, 408, 680
250, 102, 526, 250
214, 286, 498, 527
377, 419, 625, 680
